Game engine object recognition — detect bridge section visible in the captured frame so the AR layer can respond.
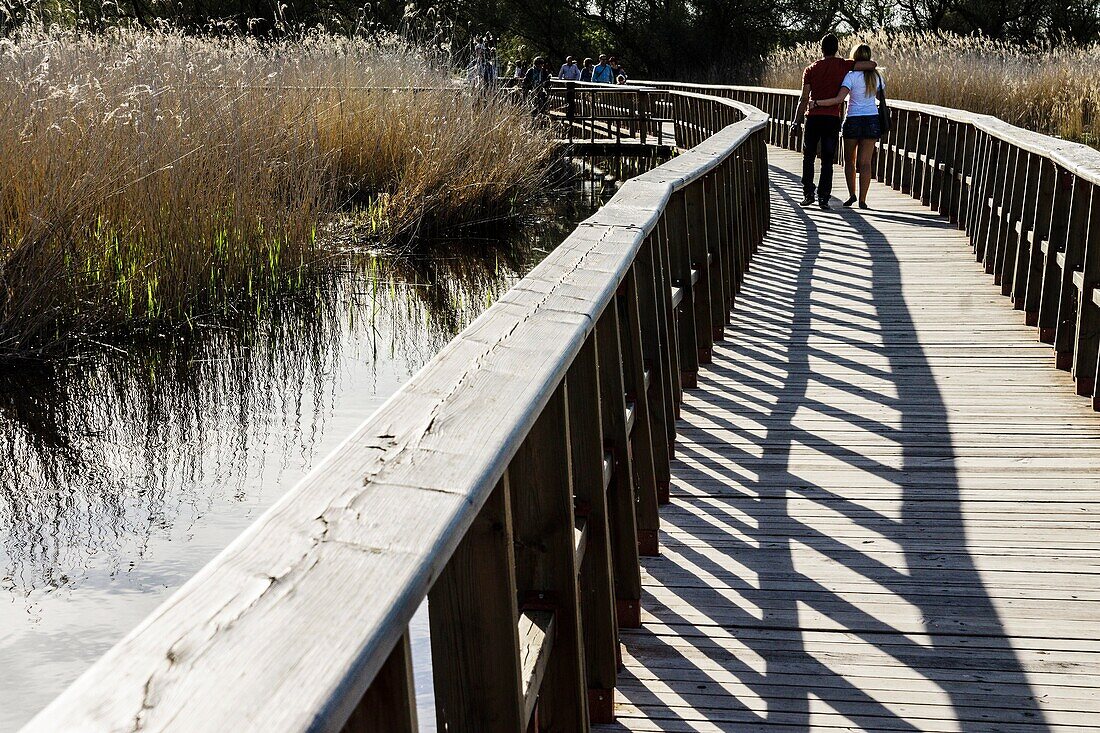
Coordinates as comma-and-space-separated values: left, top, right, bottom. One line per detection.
24, 84, 1100, 733
604, 147, 1100, 731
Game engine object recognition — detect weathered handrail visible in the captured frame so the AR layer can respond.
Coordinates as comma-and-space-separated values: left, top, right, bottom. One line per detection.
25, 91, 769, 730
641, 80, 1100, 408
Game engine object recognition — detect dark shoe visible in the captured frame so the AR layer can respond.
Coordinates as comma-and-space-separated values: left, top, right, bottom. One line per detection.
843, 195, 857, 207
858, 201, 870, 210
818, 199, 831, 210
800, 195, 815, 206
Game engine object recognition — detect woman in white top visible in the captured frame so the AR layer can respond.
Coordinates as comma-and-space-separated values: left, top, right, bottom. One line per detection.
812, 44, 886, 209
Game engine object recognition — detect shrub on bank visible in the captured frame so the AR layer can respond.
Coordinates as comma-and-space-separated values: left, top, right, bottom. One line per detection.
0, 29, 551, 355
762, 31, 1100, 147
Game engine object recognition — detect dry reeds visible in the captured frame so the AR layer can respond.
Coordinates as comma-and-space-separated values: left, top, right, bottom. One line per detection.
762, 31, 1100, 146
0, 28, 551, 355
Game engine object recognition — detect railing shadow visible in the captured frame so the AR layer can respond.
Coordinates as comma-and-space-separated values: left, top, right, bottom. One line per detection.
602, 163, 1052, 730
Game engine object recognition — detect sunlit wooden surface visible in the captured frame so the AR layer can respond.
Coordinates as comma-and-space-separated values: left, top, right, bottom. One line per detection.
603, 147, 1100, 731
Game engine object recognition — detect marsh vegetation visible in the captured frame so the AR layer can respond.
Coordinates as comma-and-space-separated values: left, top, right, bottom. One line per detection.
763, 31, 1100, 146
0, 28, 552, 356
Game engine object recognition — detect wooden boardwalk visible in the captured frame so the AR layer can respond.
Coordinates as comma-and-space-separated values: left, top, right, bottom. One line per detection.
601, 148, 1100, 731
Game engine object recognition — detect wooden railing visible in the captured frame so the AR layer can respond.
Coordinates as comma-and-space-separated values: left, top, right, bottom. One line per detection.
25, 92, 769, 730
642, 80, 1100, 409
546, 82, 666, 146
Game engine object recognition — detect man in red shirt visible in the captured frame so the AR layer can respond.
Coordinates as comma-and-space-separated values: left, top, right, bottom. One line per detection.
792, 35, 877, 209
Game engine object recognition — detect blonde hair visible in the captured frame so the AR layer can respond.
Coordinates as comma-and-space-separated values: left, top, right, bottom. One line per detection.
850, 43, 881, 97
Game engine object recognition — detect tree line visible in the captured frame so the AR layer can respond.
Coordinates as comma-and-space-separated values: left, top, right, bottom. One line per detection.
3, 0, 1097, 78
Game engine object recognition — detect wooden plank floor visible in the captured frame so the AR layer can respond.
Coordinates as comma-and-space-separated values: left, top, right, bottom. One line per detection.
599, 148, 1100, 731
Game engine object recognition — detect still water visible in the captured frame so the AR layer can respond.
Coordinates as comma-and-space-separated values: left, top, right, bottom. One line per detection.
0, 154, 661, 730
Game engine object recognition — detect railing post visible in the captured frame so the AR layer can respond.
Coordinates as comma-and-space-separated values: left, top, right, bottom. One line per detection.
1038, 167, 1076, 341
653, 221, 684, 420
1024, 158, 1058, 324
978, 138, 1007, 268
565, 334, 619, 724
635, 236, 676, 497
1070, 185, 1100, 397
685, 180, 714, 365
993, 146, 1026, 288
429, 477, 524, 732
1054, 175, 1093, 368
901, 111, 920, 194
1007, 152, 1042, 305
594, 308, 643, 628
510, 384, 588, 732
954, 123, 975, 226
618, 270, 661, 556
665, 190, 699, 386
715, 162, 736, 312
344, 632, 418, 733
933, 118, 954, 215
704, 172, 729, 337
565, 81, 576, 145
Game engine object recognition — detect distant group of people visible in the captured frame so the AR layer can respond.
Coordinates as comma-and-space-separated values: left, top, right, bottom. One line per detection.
792, 33, 889, 210
466, 35, 631, 106
527, 54, 630, 85
511, 54, 629, 110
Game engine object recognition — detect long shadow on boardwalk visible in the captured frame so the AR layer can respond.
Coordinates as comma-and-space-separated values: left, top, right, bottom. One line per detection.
602, 163, 1053, 731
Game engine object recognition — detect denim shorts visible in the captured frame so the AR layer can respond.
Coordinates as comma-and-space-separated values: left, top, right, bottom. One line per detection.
843, 115, 881, 140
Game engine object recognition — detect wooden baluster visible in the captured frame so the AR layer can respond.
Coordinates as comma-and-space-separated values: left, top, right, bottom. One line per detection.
565, 82, 576, 145
967, 131, 992, 254
1038, 168, 1076, 342
653, 220, 684, 419
1054, 175, 1093, 369
991, 143, 1018, 278
728, 150, 746, 291
635, 236, 675, 500
757, 132, 770, 244
934, 119, 954, 215
884, 109, 900, 189
594, 308, 643, 629
686, 179, 714, 365
716, 160, 737, 309
666, 190, 699, 387
921, 115, 938, 206
901, 111, 919, 195
900, 111, 914, 192
704, 172, 729, 337
994, 146, 1027, 291
979, 138, 1008, 270
744, 144, 760, 256
565, 335, 619, 724
343, 632, 417, 733
875, 119, 888, 183
952, 123, 973, 226
1071, 185, 1100, 396
1023, 158, 1057, 325
429, 477, 524, 732
1008, 153, 1042, 306
619, 268, 661, 556
510, 385, 588, 732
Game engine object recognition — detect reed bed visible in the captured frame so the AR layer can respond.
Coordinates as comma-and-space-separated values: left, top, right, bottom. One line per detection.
0, 28, 551, 356
762, 31, 1100, 146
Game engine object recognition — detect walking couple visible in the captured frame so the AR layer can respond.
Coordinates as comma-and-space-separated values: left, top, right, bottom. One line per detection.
792, 34, 889, 210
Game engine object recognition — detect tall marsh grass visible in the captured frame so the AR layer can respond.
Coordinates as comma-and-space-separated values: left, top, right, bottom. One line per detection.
762, 31, 1100, 146
0, 28, 551, 356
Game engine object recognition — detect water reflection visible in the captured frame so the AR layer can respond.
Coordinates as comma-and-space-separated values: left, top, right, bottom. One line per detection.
0, 151, 658, 731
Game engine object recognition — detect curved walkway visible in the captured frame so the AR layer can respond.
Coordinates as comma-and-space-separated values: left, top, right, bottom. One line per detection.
601, 148, 1100, 731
